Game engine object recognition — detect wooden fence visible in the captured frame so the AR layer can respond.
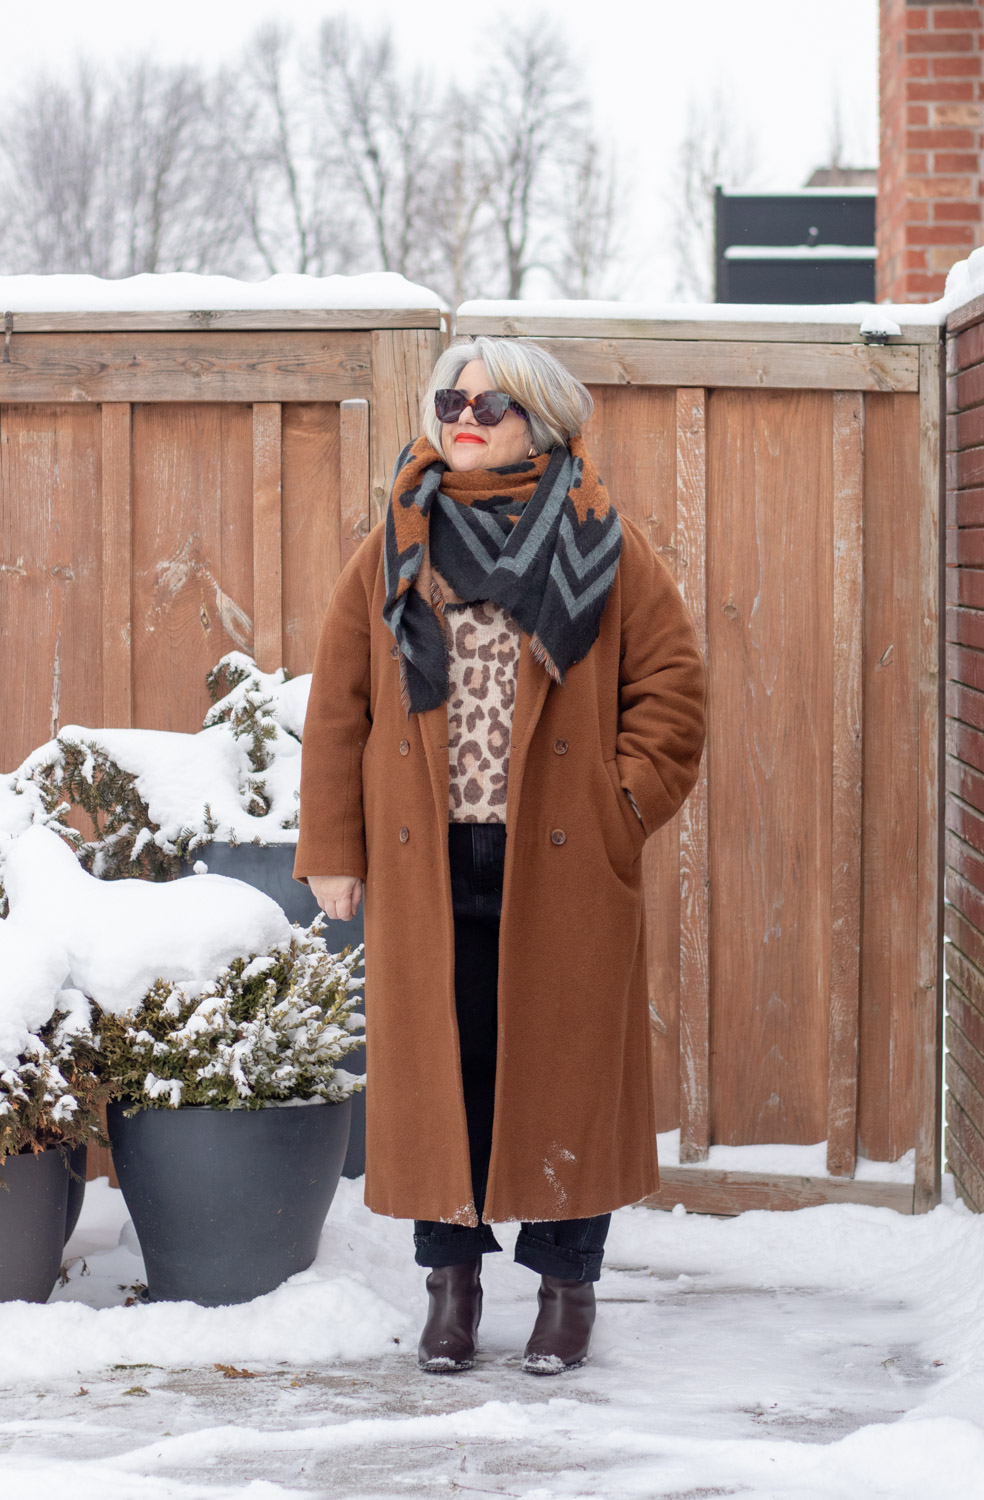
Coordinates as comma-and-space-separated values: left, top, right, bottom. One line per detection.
1, 296, 947, 1215
945, 291, 984, 1213
0, 306, 443, 757
458, 309, 944, 1215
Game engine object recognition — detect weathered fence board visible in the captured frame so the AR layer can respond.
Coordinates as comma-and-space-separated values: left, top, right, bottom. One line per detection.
827, 391, 865, 1178
101, 404, 132, 726
252, 403, 284, 674
0, 331, 371, 405
675, 389, 711, 1164
282, 402, 341, 680
1, 402, 103, 749
498, 338, 919, 394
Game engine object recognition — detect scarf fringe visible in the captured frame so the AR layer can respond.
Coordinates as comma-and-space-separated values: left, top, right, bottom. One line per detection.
529, 632, 564, 685
397, 650, 412, 719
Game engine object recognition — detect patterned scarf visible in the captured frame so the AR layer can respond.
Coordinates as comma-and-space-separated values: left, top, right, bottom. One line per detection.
382, 433, 622, 715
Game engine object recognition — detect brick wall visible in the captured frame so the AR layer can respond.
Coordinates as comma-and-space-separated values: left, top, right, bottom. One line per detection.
945, 308, 984, 1211
879, 1, 984, 302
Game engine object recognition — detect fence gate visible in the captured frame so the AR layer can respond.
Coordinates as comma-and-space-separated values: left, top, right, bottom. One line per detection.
0, 293, 444, 1182
458, 307, 944, 1215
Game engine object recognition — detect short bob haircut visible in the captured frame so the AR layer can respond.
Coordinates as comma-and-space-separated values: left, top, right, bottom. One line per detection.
421, 336, 593, 456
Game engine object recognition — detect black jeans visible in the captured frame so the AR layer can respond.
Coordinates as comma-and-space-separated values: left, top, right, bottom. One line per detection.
413, 822, 611, 1283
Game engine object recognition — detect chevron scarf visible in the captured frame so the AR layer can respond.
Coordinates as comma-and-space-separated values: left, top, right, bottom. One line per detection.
382, 433, 622, 715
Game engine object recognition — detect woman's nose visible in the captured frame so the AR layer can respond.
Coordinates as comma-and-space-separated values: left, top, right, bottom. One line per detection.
458, 401, 478, 425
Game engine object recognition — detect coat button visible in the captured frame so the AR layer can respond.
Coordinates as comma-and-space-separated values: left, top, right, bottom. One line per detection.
550, 829, 566, 845
399, 826, 410, 843
553, 738, 568, 755
399, 739, 410, 755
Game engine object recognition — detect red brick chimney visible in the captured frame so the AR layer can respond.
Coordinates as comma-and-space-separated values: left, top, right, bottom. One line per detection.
878, 1, 984, 301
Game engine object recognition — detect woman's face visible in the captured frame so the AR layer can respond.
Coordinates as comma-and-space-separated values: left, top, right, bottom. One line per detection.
439, 360, 532, 472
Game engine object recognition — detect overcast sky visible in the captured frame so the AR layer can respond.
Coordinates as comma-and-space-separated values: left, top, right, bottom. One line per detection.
1, 0, 879, 299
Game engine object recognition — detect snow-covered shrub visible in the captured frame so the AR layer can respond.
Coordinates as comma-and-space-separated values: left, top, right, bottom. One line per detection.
6, 652, 312, 882
203, 654, 299, 824
95, 920, 365, 1113
10, 732, 219, 883
0, 1000, 106, 1163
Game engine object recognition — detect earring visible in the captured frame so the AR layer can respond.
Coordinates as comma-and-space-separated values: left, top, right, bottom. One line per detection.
528, 444, 535, 458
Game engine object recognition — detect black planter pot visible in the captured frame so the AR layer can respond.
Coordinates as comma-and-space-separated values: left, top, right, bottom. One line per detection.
107, 1096, 352, 1306
0, 1147, 71, 1302
181, 840, 367, 1180
64, 1143, 88, 1244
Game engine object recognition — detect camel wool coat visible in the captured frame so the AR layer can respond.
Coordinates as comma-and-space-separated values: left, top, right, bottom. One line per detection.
293, 509, 706, 1225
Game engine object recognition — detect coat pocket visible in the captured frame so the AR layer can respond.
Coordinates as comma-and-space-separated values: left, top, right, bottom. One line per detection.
602, 758, 647, 867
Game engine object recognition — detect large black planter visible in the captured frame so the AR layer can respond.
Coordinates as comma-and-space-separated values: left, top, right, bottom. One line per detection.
107, 1096, 352, 1305
0, 1147, 71, 1302
64, 1143, 88, 1244
181, 840, 367, 1180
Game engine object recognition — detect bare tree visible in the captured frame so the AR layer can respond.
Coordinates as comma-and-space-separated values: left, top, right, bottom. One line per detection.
308, 18, 441, 282
551, 137, 623, 299
480, 19, 589, 298
423, 89, 500, 307
665, 90, 758, 302
0, 57, 244, 277
0, 61, 112, 274
0, 17, 625, 301
220, 24, 366, 277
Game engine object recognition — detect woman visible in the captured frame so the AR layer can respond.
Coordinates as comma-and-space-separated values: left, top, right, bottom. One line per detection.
293, 337, 706, 1376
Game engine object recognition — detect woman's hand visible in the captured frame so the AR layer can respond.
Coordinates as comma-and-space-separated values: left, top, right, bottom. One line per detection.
309, 875, 364, 921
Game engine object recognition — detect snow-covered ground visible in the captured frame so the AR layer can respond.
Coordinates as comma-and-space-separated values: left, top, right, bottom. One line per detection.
2, 1175, 983, 1499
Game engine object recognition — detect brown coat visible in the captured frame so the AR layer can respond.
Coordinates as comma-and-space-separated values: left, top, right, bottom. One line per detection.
293, 511, 707, 1225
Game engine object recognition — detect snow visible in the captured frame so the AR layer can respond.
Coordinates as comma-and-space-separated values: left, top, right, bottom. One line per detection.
860, 310, 903, 340
1, 1175, 983, 1498
656, 1129, 915, 1183
458, 244, 984, 331
6, 660, 313, 847
0, 271, 443, 313
44, 720, 303, 845
723, 244, 877, 260
457, 293, 946, 328
723, 187, 877, 199
0, 825, 290, 1068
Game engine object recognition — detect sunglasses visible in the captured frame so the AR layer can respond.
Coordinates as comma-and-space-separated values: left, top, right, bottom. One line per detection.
434, 388, 528, 426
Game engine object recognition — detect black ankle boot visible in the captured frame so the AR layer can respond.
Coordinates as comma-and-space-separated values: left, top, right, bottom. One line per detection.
522, 1273, 596, 1374
418, 1256, 483, 1373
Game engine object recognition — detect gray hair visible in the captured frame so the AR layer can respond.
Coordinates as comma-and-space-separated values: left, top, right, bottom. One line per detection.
421, 336, 593, 455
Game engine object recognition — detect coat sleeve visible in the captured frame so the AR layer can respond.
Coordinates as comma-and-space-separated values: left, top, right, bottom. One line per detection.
615, 522, 707, 838
292, 538, 377, 885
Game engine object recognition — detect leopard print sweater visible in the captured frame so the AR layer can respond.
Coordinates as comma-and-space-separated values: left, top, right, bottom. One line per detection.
445, 600, 522, 823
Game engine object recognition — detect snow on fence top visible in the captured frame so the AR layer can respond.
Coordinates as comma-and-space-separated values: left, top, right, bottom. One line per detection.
0, 270, 445, 316
6, 244, 984, 329
456, 295, 943, 331
457, 247, 984, 335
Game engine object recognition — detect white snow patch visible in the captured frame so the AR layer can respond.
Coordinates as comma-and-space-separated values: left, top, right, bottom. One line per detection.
458, 244, 984, 331
0, 1176, 979, 1499
0, 271, 443, 313
0, 825, 290, 1067
724, 244, 877, 260
860, 309, 904, 339
656, 1128, 915, 1183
